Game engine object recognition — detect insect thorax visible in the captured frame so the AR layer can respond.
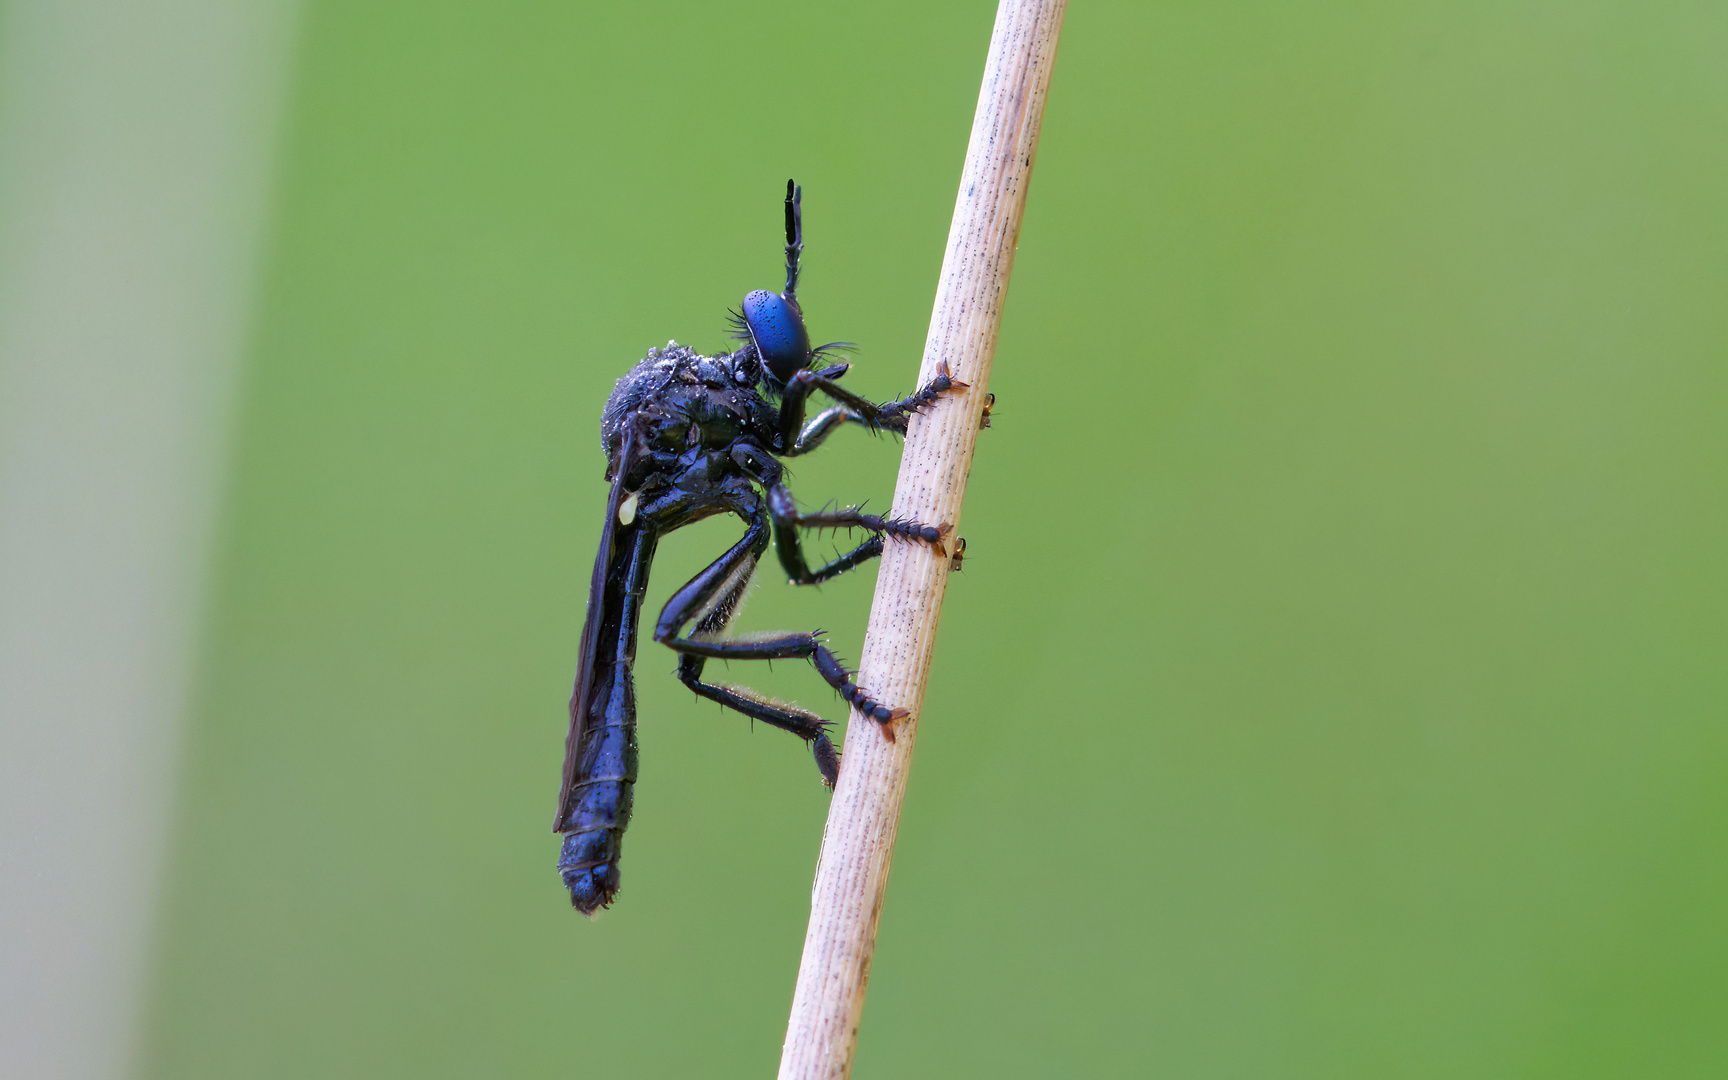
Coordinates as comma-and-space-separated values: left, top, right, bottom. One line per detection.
600, 342, 776, 477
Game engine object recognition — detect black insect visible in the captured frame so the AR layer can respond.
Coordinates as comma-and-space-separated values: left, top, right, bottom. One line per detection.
556, 181, 966, 915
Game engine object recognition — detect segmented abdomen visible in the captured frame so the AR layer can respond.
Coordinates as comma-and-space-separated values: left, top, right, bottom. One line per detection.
559, 664, 637, 915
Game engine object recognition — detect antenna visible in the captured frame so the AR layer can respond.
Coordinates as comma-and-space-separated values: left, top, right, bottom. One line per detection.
783, 179, 803, 298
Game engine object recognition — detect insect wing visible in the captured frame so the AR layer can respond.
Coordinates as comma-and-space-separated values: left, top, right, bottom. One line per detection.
554, 443, 632, 830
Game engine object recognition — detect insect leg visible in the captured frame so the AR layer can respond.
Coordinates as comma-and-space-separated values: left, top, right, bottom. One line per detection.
795, 386, 995, 455
669, 628, 910, 740
654, 509, 910, 741
677, 654, 840, 784
676, 545, 840, 782
787, 405, 856, 456
779, 360, 970, 453
646, 513, 837, 779
723, 443, 902, 585
765, 485, 950, 585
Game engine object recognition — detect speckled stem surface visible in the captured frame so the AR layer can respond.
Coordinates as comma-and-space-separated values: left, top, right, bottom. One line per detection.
777, 1, 1066, 1075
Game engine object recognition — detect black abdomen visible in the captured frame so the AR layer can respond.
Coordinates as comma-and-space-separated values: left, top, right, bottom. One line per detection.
559, 664, 638, 915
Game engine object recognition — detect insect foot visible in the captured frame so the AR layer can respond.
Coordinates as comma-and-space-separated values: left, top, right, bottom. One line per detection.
811, 642, 910, 741
873, 360, 970, 427
812, 729, 840, 787
879, 516, 951, 554
930, 358, 969, 393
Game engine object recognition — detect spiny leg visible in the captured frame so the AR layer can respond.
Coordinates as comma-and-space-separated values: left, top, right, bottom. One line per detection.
672, 545, 840, 783
677, 653, 839, 784
794, 382, 992, 454
654, 510, 909, 741
780, 360, 969, 455
725, 443, 893, 584
779, 531, 885, 586
669, 629, 909, 741
866, 359, 968, 430
766, 483, 949, 586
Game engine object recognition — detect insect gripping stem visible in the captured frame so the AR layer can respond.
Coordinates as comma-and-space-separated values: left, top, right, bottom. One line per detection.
776, 1, 1068, 1076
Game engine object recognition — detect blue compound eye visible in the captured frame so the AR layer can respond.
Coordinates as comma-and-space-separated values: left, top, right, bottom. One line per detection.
742, 288, 811, 386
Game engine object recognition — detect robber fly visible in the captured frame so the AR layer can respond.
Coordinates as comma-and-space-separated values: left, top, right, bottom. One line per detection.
556, 181, 967, 915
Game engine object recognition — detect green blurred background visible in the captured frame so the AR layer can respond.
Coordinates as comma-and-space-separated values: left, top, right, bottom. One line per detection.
19, 0, 1726, 1075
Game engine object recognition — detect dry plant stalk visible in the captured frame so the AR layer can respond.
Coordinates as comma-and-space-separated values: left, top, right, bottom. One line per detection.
777, 1, 1067, 1075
